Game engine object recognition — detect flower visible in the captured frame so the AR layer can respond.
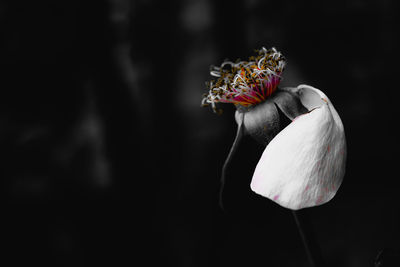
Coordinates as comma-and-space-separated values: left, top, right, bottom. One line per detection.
202, 47, 285, 114
202, 48, 346, 210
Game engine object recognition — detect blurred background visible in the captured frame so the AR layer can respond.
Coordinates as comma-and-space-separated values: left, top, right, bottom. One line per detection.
1, 0, 399, 266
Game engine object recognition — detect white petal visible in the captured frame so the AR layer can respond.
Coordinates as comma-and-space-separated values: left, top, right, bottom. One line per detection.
250, 85, 347, 210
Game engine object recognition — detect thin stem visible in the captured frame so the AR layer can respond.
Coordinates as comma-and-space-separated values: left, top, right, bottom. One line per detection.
292, 211, 323, 267
219, 112, 244, 210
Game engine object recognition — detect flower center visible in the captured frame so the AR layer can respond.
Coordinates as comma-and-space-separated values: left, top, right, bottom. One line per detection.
202, 47, 286, 113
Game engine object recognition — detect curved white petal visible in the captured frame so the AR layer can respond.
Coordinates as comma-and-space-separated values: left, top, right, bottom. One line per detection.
250, 85, 346, 210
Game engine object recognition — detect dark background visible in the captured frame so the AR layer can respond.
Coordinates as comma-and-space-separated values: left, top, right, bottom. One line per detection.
1, 0, 399, 266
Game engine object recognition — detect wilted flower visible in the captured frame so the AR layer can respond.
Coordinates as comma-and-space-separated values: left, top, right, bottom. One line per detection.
202, 47, 346, 210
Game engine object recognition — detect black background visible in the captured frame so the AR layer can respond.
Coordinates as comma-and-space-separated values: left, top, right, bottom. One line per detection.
1, 0, 399, 266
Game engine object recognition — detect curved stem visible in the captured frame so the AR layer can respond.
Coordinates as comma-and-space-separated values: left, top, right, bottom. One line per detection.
219, 112, 244, 210
292, 211, 323, 267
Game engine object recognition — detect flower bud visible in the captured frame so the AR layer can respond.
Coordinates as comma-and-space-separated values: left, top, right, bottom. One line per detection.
235, 98, 280, 146
235, 89, 309, 146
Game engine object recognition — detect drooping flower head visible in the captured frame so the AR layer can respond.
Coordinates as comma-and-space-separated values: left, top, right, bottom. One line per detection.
202, 47, 286, 112
202, 47, 346, 210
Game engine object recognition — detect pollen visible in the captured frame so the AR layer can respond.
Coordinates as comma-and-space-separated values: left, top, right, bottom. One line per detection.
202, 47, 286, 113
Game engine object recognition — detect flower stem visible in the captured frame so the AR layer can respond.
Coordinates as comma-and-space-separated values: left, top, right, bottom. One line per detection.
292, 211, 324, 267
219, 112, 244, 210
